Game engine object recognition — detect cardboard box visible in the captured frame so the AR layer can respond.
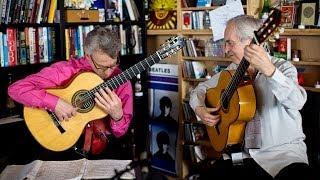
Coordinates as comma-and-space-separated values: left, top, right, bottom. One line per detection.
65, 9, 100, 23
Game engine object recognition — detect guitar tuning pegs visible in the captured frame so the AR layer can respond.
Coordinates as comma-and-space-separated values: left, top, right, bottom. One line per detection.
279, 27, 285, 34
274, 32, 280, 39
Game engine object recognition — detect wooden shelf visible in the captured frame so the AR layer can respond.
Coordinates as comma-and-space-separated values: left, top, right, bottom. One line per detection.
303, 86, 320, 93
182, 56, 232, 62
182, 29, 212, 35
282, 29, 320, 36
181, 6, 219, 11
0, 23, 59, 27
147, 29, 179, 35
292, 61, 320, 66
183, 78, 207, 82
181, 5, 246, 11
0, 115, 23, 125
65, 21, 144, 27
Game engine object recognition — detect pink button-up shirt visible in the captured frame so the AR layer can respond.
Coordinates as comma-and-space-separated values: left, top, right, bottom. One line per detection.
8, 57, 133, 138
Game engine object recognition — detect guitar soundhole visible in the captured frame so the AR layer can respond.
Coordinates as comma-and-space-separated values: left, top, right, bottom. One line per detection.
72, 90, 95, 113
221, 89, 229, 113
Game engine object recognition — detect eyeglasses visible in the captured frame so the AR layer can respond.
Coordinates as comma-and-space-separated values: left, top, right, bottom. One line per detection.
224, 40, 240, 49
90, 55, 119, 71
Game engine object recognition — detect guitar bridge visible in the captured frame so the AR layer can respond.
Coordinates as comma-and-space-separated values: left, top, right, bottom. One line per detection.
48, 111, 66, 134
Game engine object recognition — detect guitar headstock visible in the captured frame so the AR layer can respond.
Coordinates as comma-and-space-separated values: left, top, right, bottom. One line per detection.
157, 36, 186, 61
254, 8, 282, 44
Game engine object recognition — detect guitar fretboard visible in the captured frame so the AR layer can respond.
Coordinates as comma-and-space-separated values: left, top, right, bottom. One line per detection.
85, 52, 161, 99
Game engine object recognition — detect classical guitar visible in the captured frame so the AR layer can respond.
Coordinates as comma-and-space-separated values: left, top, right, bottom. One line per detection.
24, 36, 185, 152
205, 9, 282, 153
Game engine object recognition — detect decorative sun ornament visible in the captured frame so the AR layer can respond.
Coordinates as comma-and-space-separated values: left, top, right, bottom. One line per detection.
147, 0, 177, 30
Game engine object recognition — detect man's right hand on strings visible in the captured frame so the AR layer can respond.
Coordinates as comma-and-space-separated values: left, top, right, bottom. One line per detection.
195, 106, 221, 126
54, 99, 77, 121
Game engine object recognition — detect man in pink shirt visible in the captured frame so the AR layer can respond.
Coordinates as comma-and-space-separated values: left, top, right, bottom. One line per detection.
8, 27, 133, 157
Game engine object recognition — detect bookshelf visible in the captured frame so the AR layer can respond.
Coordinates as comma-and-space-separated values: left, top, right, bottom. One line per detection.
147, 0, 320, 178
0, 0, 148, 160
0, 0, 147, 107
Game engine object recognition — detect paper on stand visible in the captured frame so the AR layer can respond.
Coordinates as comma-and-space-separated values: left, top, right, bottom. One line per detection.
0, 158, 135, 180
209, 0, 244, 41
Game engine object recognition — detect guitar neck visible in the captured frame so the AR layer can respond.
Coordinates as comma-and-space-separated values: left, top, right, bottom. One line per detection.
224, 58, 250, 99
88, 52, 161, 96
222, 36, 258, 103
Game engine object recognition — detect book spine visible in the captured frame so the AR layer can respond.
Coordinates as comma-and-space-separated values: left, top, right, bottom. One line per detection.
3, 34, 9, 67
47, 0, 56, 23
28, 27, 35, 64
1, 0, 7, 23
19, 30, 27, 65
7, 28, 17, 66
0, 32, 4, 67
65, 29, 70, 60
43, 27, 49, 63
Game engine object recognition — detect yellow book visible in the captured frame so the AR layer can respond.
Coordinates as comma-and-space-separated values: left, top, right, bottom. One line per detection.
48, 0, 57, 23
65, 29, 70, 60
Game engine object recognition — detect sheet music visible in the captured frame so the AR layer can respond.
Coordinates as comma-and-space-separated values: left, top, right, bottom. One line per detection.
83, 159, 135, 180
0, 158, 135, 180
0, 160, 41, 180
34, 159, 86, 180
209, 0, 244, 41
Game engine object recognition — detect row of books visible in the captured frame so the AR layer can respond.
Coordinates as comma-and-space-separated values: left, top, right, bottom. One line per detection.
119, 25, 143, 55
65, 24, 143, 60
184, 123, 208, 143
182, 100, 198, 122
0, 27, 56, 67
181, 0, 228, 8
0, 0, 57, 24
65, 25, 94, 60
104, 0, 140, 21
183, 38, 225, 58
182, 60, 207, 79
182, 10, 210, 30
182, 38, 204, 57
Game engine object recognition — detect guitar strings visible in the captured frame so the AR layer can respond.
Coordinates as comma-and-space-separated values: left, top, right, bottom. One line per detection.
47, 37, 183, 122
220, 30, 263, 107
220, 59, 249, 107
73, 53, 159, 109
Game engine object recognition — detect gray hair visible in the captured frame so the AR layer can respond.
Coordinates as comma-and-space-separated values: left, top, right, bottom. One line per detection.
84, 27, 120, 59
227, 15, 263, 42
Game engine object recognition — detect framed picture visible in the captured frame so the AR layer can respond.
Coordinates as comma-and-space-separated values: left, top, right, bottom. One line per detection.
148, 64, 179, 176
300, 3, 317, 26
281, 5, 295, 28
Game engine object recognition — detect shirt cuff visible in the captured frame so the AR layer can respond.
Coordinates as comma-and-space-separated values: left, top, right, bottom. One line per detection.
269, 68, 287, 86
42, 93, 59, 112
110, 116, 125, 126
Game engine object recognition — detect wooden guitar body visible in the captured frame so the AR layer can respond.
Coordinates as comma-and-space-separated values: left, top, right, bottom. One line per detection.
205, 70, 256, 152
24, 72, 107, 152
23, 36, 186, 152
204, 8, 282, 153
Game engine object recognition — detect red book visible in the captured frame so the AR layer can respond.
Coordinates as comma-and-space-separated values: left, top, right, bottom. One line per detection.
7, 28, 17, 66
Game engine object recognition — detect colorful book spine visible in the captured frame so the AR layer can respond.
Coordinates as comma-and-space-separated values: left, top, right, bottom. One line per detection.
47, 0, 56, 23
7, 28, 17, 66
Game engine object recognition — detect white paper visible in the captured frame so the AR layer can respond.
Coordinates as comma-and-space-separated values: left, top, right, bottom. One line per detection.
83, 159, 135, 179
0, 160, 42, 180
209, 0, 244, 41
35, 159, 86, 180
0, 158, 135, 180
